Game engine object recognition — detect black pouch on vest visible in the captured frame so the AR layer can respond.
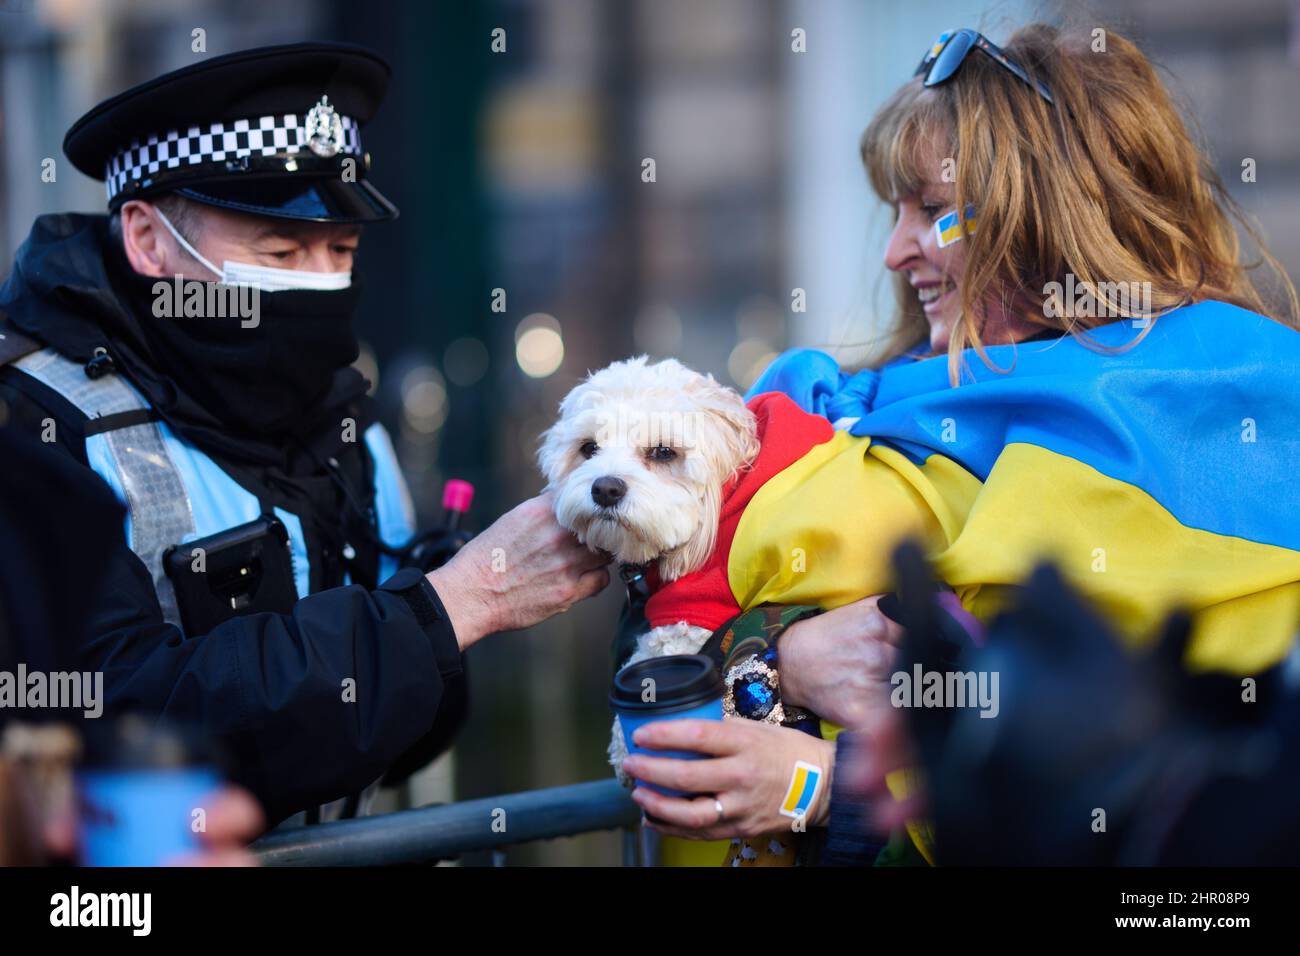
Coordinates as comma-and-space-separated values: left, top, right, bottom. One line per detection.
163, 515, 298, 636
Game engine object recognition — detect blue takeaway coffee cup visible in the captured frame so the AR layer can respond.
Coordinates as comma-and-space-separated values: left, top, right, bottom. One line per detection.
77, 717, 223, 867
610, 654, 724, 798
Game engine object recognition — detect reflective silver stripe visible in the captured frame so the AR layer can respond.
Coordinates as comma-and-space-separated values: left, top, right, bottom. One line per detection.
15, 349, 196, 628
17, 347, 144, 417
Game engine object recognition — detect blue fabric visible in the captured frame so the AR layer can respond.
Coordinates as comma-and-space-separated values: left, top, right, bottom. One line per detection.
87, 411, 412, 603
748, 301, 1300, 551
158, 420, 312, 600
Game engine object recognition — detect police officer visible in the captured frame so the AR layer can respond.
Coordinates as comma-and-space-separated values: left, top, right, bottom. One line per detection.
0, 43, 609, 825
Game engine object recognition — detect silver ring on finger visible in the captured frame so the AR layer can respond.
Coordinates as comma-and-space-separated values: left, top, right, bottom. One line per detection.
713, 798, 726, 824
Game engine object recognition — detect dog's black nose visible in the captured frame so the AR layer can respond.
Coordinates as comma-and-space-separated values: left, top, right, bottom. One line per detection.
591, 476, 627, 508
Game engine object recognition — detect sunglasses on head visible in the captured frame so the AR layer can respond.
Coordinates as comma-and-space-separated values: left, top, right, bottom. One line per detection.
915, 29, 1054, 105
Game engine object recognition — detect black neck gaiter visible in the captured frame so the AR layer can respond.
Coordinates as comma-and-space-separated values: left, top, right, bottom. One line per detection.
121, 271, 365, 437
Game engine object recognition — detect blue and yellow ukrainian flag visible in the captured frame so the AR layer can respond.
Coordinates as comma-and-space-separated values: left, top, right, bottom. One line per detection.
664, 300, 1298, 866
745, 300, 1300, 675
935, 205, 977, 247
729, 300, 1299, 866
779, 761, 823, 819
927, 31, 954, 62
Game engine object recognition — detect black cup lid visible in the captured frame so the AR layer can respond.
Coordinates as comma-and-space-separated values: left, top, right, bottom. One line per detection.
79, 714, 220, 770
610, 654, 723, 712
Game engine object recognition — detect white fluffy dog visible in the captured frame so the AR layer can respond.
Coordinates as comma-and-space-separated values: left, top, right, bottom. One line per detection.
537, 356, 761, 777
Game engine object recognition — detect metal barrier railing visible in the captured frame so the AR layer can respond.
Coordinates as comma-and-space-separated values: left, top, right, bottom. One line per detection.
253, 778, 647, 866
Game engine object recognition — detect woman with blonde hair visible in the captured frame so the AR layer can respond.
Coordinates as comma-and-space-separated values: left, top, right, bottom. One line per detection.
619, 23, 1300, 865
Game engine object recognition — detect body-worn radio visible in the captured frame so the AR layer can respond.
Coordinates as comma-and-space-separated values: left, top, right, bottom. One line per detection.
163, 515, 297, 636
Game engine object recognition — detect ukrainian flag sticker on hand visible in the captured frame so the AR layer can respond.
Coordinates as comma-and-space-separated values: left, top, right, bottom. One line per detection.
935, 204, 977, 248
779, 760, 824, 819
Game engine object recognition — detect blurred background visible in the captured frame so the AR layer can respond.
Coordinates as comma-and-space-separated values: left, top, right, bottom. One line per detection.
1, 0, 1297, 863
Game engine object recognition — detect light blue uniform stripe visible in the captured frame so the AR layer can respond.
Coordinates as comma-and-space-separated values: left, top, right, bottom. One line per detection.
272, 508, 310, 599
365, 423, 417, 581
23, 343, 417, 606
84, 433, 133, 545
156, 421, 313, 599
159, 420, 262, 538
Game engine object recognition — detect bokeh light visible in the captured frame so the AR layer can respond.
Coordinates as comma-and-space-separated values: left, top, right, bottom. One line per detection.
400, 365, 448, 434
515, 313, 565, 378
727, 338, 777, 390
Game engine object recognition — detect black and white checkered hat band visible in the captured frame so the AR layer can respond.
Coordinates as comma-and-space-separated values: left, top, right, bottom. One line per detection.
105, 113, 362, 202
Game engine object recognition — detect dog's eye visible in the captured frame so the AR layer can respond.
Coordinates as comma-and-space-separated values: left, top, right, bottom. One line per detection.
647, 445, 677, 463
580, 440, 599, 459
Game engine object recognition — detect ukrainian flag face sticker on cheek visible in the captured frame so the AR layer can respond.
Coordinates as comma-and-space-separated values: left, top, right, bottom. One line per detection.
935, 204, 977, 248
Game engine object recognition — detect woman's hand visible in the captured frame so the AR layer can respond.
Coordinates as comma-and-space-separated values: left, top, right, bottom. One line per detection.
622, 719, 835, 841
166, 786, 266, 867
779, 595, 903, 729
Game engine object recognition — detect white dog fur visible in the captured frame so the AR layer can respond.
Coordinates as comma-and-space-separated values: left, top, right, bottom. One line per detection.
538, 356, 761, 781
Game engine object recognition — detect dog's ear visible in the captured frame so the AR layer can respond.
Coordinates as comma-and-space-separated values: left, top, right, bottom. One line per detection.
660, 374, 761, 582
536, 418, 561, 488
686, 374, 761, 480
536, 381, 584, 487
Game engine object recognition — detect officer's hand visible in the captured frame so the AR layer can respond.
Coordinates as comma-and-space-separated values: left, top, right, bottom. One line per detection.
426, 493, 611, 650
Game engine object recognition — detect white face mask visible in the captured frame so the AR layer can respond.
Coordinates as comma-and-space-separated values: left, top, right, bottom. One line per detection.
154, 208, 352, 292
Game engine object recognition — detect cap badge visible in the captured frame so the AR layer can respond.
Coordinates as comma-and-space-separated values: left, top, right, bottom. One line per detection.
305, 95, 345, 158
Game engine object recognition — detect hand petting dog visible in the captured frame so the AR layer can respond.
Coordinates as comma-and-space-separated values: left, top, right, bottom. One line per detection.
538, 356, 762, 783
538, 355, 909, 864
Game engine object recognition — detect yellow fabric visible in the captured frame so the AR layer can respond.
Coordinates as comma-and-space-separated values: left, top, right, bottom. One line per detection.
884, 769, 936, 866
729, 432, 980, 611
660, 834, 732, 867
731, 435, 1299, 675
713, 431, 971, 866
718, 434, 1300, 866
934, 443, 1300, 672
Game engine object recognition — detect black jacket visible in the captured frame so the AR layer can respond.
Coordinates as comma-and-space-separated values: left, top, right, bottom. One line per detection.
0, 214, 467, 825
